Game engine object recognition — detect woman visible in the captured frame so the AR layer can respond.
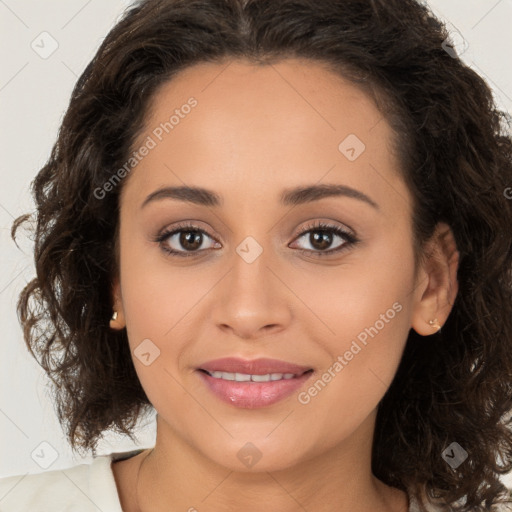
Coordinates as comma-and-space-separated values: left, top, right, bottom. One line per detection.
2, 0, 512, 511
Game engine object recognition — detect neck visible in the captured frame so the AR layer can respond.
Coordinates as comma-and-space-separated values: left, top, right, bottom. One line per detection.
133, 414, 409, 512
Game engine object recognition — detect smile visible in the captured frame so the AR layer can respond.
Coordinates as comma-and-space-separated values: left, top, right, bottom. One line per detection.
202, 370, 298, 382
196, 368, 314, 408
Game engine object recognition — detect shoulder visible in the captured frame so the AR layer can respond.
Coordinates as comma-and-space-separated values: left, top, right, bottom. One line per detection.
0, 451, 136, 512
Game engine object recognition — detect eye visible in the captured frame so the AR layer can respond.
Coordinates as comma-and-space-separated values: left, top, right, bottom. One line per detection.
153, 220, 359, 259
290, 221, 359, 257
154, 222, 221, 258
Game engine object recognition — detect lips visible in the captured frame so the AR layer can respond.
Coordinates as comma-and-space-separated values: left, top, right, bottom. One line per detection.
198, 357, 312, 376
196, 363, 313, 409
195, 357, 314, 408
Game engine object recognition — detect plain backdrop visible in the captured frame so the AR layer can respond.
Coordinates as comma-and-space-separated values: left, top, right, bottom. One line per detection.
1, 0, 511, 488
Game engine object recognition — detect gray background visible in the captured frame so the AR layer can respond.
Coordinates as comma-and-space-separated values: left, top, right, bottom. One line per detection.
1, 0, 511, 488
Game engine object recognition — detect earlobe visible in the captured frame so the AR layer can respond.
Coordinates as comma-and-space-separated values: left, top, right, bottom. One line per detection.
109, 309, 125, 330
428, 317, 442, 332
410, 222, 459, 337
109, 278, 126, 330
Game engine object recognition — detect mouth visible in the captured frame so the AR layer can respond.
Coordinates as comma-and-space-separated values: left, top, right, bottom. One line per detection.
195, 358, 314, 408
197, 368, 313, 382
197, 356, 313, 376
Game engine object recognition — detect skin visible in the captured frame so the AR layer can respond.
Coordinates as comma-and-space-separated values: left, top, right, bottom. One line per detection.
109, 58, 459, 512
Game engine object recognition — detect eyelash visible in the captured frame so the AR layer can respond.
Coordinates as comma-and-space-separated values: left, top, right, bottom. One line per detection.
154, 221, 359, 259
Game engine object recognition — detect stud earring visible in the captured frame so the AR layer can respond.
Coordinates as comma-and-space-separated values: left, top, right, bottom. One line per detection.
111, 311, 118, 321
429, 318, 441, 331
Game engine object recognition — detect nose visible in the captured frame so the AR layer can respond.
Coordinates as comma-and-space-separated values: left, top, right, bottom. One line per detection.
210, 246, 293, 341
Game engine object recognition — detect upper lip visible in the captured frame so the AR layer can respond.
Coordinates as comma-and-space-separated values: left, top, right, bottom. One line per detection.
198, 357, 312, 375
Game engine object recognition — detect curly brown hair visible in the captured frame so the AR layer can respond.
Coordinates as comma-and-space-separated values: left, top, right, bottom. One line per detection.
11, 0, 512, 510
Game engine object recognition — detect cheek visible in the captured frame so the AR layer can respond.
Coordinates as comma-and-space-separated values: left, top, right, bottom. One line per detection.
291, 233, 414, 340
118, 236, 222, 387
293, 295, 409, 451
119, 231, 197, 337
293, 241, 413, 412
118, 250, 206, 413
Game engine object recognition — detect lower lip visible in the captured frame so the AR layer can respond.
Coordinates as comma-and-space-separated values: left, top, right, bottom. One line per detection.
197, 370, 313, 409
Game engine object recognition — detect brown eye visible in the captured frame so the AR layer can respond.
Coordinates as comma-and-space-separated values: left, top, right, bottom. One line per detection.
291, 221, 359, 257
155, 223, 220, 257
177, 230, 203, 251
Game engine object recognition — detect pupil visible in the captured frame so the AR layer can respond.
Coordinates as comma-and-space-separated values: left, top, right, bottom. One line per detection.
180, 231, 202, 250
311, 231, 332, 250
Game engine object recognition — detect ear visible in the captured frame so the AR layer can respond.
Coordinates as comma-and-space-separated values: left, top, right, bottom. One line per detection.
410, 222, 459, 336
109, 276, 126, 330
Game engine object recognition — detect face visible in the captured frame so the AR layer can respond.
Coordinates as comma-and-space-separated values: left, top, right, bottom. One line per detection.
112, 58, 448, 472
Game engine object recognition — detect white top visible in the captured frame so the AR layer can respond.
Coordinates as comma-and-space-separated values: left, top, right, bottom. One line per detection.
0, 449, 142, 512
0, 449, 452, 511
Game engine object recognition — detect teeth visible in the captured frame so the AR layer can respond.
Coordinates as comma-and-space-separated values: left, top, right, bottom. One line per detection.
208, 371, 296, 382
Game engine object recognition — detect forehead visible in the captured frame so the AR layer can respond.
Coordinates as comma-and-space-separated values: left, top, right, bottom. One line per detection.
143, 57, 386, 145
122, 58, 409, 216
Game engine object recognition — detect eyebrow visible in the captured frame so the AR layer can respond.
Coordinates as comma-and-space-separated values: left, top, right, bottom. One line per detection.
141, 184, 379, 210
281, 183, 379, 210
